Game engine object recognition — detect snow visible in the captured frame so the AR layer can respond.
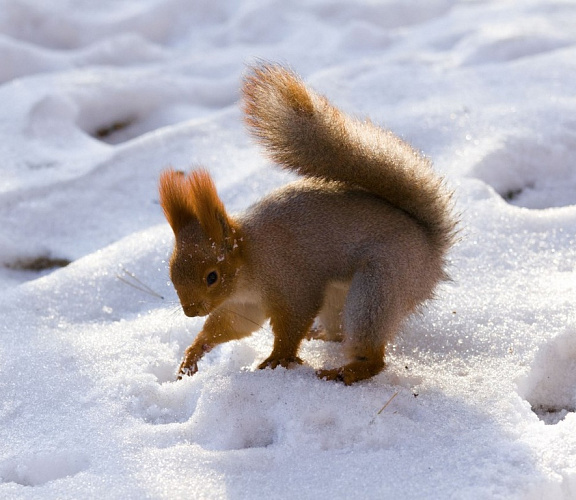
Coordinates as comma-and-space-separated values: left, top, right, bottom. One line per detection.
1, 0, 575, 498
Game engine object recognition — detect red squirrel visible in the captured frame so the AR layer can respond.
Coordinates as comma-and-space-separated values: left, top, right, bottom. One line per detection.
159, 64, 457, 384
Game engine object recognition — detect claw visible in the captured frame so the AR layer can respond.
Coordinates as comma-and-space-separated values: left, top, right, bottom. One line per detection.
177, 362, 198, 380
316, 368, 345, 383
258, 356, 303, 370
176, 343, 213, 380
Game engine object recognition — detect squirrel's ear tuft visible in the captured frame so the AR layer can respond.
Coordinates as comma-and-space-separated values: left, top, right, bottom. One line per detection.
188, 169, 233, 245
159, 169, 196, 234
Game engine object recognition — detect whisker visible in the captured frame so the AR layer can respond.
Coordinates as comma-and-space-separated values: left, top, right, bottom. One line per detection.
166, 300, 271, 339
219, 306, 272, 335
116, 267, 165, 300
117, 275, 164, 298
170, 305, 183, 317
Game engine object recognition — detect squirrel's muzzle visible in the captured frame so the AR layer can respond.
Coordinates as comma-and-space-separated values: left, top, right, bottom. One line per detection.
182, 302, 210, 318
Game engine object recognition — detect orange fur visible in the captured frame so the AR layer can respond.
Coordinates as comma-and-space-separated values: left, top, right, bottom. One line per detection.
158, 169, 194, 234
159, 168, 231, 239
186, 169, 230, 244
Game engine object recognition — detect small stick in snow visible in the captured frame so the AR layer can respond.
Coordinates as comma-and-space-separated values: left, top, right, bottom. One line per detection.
370, 391, 399, 424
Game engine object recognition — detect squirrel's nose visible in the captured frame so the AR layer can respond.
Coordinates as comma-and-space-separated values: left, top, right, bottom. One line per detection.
182, 302, 209, 317
183, 304, 200, 317
183, 306, 198, 317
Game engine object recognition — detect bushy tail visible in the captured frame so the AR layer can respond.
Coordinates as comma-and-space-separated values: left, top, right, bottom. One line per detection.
242, 64, 457, 255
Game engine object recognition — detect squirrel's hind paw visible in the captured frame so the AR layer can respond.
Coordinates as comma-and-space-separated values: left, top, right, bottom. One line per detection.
317, 358, 385, 385
306, 325, 344, 342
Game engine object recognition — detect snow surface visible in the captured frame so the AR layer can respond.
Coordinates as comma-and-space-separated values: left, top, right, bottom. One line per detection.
1, 0, 575, 498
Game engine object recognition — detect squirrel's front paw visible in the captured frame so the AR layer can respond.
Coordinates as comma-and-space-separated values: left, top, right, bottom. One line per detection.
177, 343, 213, 380
177, 362, 198, 380
258, 355, 303, 370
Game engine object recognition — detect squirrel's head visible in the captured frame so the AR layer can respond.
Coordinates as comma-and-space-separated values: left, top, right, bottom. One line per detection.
159, 169, 244, 317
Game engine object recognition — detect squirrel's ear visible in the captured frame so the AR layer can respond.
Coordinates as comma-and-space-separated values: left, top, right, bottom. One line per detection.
188, 169, 234, 246
159, 169, 197, 234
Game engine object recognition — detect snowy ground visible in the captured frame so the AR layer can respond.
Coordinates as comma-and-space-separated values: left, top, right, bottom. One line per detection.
1, 0, 575, 498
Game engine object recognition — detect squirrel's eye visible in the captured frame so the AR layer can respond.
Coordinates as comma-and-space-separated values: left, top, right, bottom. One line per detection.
206, 271, 219, 286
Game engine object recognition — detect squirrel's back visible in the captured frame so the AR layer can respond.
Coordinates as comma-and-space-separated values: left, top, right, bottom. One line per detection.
242, 64, 457, 266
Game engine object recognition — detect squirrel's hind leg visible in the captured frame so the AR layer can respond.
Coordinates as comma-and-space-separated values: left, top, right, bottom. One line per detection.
306, 282, 347, 342
307, 325, 344, 342
317, 263, 404, 385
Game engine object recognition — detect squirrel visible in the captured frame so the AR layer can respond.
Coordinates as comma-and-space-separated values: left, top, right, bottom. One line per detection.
159, 63, 457, 385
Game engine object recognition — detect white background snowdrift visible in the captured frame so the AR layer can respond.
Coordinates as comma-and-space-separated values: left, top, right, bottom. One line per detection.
1, 0, 575, 498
